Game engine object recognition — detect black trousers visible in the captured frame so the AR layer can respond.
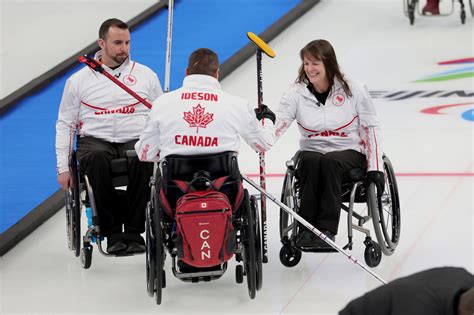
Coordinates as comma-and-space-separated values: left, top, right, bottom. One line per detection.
77, 136, 153, 237
296, 150, 367, 235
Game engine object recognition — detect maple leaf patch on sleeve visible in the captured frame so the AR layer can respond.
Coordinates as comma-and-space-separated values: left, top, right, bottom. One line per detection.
183, 104, 214, 133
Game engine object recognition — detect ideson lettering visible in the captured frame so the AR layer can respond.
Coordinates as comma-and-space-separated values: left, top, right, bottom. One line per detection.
175, 135, 218, 147
181, 92, 218, 102
200, 229, 211, 260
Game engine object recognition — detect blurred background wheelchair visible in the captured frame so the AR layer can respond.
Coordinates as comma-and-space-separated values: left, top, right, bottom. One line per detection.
145, 152, 263, 305
279, 151, 401, 268
404, 0, 473, 25
64, 150, 141, 269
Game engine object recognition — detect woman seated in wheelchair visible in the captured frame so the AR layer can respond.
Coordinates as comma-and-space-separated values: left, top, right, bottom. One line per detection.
135, 48, 275, 269
273, 39, 385, 251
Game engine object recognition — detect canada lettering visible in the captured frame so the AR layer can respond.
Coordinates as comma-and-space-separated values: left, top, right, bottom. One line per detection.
181, 92, 218, 102
307, 130, 348, 138
94, 106, 135, 115
175, 135, 218, 147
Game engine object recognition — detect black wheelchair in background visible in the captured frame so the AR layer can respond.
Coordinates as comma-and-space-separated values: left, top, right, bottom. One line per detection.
65, 150, 142, 269
145, 152, 263, 305
279, 151, 401, 268
404, 0, 473, 24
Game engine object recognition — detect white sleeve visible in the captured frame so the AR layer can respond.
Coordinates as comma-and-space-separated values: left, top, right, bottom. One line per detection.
148, 72, 164, 103
55, 77, 80, 174
356, 83, 384, 172
135, 101, 161, 162
274, 90, 297, 142
239, 101, 275, 152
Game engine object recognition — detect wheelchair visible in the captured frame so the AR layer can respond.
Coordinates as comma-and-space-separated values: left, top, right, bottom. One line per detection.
404, 0, 473, 25
145, 151, 263, 305
65, 150, 142, 269
279, 151, 401, 268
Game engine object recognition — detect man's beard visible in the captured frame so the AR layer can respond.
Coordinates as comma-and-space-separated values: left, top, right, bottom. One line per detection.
112, 53, 128, 65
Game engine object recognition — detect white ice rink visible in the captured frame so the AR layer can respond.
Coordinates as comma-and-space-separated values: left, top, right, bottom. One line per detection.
1, 0, 473, 314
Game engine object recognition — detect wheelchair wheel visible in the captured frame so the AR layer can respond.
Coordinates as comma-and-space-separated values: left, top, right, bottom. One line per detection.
152, 187, 165, 305
279, 169, 299, 246
65, 152, 81, 257
145, 200, 155, 297
80, 245, 92, 269
242, 190, 257, 299
405, 0, 416, 25
364, 238, 382, 268
235, 265, 244, 284
279, 245, 302, 268
368, 156, 401, 256
250, 195, 263, 291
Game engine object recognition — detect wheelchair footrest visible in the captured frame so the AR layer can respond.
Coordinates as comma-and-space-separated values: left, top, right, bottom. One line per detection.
296, 245, 338, 253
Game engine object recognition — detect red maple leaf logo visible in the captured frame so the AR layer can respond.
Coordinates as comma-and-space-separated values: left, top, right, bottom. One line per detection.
183, 104, 214, 133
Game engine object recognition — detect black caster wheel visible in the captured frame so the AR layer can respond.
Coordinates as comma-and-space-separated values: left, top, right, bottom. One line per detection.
236, 265, 244, 284
364, 240, 382, 267
409, 11, 415, 25
461, 10, 466, 24
279, 245, 302, 267
161, 269, 166, 289
81, 246, 92, 269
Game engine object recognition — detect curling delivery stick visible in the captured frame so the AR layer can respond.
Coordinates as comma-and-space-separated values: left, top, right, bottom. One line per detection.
79, 55, 152, 109
241, 174, 387, 285
164, 0, 174, 93
247, 32, 276, 264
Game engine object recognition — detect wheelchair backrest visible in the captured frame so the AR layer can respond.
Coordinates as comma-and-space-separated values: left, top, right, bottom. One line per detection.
159, 151, 242, 216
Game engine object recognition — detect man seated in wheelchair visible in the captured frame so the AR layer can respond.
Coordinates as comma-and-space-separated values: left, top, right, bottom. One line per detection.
55, 19, 163, 255
135, 48, 275, 270
273, 39, 385, 251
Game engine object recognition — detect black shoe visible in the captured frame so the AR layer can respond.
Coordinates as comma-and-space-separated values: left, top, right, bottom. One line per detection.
107, 234, 127, 254
295, 230, 316, 248
124, 233, 146, 254
309, 230, 338, 252
127, 241, 146, 254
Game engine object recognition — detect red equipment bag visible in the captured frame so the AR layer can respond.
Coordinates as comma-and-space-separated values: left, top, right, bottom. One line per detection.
175, 190, 235, 268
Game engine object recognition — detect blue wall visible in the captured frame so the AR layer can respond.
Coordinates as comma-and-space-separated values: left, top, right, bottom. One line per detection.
0, 0, 300, 233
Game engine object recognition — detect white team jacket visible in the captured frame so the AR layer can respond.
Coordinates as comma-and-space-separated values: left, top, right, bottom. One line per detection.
55, 52, 163, 174
275, 79, 384, 171
135, 74, 274, 162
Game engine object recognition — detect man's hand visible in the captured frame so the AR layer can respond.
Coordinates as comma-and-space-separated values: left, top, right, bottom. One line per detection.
366, 171, 385, 195
254, 104, 276, 124
58, 171, 73, 191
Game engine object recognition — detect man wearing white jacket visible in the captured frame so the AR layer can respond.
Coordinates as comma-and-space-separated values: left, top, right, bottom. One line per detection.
135, 48, 275, 163
55, 18, 163, 254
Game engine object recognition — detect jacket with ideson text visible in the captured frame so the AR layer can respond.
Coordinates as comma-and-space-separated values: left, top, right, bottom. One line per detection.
135, 74, 274, 162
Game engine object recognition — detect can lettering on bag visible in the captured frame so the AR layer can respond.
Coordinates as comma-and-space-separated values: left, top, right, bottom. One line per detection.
200, 229, 211, 260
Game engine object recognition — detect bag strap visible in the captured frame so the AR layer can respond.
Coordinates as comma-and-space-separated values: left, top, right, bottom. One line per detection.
172, 175, 229, 194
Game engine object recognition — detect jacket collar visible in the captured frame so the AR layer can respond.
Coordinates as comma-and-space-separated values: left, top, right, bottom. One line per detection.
296, 78, 344, 100
183, 74, 221, 90
94, 50, 132, 73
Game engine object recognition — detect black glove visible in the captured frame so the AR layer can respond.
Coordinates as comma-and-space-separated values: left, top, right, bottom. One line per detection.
254, 104, 276, 124
366, 171, 385, 195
